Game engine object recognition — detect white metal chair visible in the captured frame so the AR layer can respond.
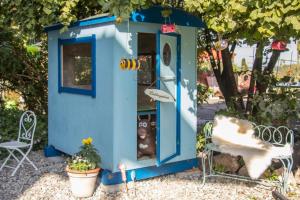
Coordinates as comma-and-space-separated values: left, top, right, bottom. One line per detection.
201, 121, 294, 193
0, 110, 38, 176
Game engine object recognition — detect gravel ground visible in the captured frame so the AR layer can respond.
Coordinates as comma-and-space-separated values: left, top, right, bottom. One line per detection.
0, 151, 299, 200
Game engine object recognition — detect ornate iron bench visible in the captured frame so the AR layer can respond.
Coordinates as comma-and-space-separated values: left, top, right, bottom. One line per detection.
201, 121, 294, 193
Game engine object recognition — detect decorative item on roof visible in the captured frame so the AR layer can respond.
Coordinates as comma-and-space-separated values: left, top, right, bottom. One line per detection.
161, 7, 176, 33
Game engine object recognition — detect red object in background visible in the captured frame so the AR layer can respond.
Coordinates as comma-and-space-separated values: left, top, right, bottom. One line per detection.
198, 49, 223, 62
161, 24, 176, 33
271, 40, 288, 51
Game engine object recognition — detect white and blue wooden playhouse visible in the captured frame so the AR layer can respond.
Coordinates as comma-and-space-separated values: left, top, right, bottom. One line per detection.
45, 6, 205, 185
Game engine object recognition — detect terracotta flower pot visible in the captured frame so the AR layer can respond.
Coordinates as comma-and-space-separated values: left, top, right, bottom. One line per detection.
66, 166, 101, 198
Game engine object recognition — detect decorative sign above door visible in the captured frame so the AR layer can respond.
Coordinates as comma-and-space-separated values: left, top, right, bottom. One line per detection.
161, 24, 176, 33
160, 8, 176, 33
144, 89, 175, 102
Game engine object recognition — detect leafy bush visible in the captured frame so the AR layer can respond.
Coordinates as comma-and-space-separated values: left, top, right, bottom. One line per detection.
263, 168, 279, 181
67, 137, 101, 171
196, 132, 206, 153
4, 100, 18, 110
250, 88, 300, 126
0, 107, 47, 159
215, 87, 300, 128
213, 164, 226, 173
197, 83, 213, 104
196, 122, 213, 153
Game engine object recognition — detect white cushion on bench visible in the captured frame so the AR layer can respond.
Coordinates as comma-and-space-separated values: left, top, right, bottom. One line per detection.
212, 115, 293, 179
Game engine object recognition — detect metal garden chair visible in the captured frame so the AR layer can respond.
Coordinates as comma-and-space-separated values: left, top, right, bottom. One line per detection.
0, 110, 38, 176
201, 121, 294, 193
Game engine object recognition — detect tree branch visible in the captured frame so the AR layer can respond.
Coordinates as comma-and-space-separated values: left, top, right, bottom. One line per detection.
263, 50, 281, 75
246, 42, 264, 114
255, 50, 281, 93
230, 41, 237, 57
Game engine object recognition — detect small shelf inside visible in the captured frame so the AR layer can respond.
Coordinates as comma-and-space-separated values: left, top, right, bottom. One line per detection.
137, 109, 156, 116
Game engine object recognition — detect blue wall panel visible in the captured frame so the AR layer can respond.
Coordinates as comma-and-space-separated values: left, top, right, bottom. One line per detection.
48, 24, 116, 170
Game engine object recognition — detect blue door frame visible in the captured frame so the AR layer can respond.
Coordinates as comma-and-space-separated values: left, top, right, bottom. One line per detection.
156, 31, 181, 166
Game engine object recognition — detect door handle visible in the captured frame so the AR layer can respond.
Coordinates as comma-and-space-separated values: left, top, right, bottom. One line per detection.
159, 76, 176, 81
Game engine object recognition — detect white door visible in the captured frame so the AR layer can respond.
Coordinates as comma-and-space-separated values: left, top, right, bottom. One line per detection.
156, 32, 181, 166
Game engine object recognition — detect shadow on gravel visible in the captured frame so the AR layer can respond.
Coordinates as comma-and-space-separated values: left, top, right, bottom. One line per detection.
0, 150, 68, 200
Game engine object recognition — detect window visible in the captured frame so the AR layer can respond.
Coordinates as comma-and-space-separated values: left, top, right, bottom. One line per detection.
162, 43, 171, 66
58, 35, 96, 97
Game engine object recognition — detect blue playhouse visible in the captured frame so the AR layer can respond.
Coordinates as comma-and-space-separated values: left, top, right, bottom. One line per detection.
45, 6, 205, 185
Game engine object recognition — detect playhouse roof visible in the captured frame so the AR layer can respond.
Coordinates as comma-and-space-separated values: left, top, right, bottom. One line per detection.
44, 6, 205, 32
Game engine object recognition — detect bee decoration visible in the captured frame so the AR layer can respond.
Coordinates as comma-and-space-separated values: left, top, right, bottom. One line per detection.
120, 59, 141, 70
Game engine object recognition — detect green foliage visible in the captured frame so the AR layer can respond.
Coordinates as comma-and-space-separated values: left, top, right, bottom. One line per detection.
197, 83, 213, 104
185, 0, 300, 43
26, 44, 41, 56
196, 122, 213, 152
213, 163, 226, 173
0, 0, 110, 113
250, 87, 300, 125
4, 100, 18, 110
216, 85, 300, 126
67, 138, 101, 171
0, 107, 48, 159
185, 0, 300, 115
196, 130, 206, 152
232, 63, 241, 73
0, 29, 48, 114
263, 168, 279, 181
198, 63, 211, 73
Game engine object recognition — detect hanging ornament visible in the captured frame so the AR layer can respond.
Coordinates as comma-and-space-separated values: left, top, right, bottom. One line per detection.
161, 8, 176, 33
214, 33, 228, 51
214, 40, 228, 51
161, 23, 176, 33
120, 58, 141, 70
271, 40, 288, 51
161, 8, 172, 18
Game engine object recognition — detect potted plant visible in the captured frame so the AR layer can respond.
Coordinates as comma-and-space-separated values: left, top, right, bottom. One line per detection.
66, 137, 101, 198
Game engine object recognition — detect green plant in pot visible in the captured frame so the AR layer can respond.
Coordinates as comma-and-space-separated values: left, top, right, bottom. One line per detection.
66, 137, 101, 198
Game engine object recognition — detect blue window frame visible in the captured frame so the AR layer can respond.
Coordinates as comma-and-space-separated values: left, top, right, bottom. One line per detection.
58, 35, 96, 97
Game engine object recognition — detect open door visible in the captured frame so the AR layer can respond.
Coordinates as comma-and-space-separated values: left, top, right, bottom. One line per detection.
156, 32, 181, 166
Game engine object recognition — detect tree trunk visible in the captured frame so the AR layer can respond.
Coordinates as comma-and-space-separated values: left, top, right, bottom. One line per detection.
256, 50, 281, 93
203, 30, 243, 112
246, 43, 263, 114
220, 47, 245, 111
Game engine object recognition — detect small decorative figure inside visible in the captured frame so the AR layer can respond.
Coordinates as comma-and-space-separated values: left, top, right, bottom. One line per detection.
137, 115, 156, 159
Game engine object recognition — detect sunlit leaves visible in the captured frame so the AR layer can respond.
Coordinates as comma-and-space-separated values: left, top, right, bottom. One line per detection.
184, 0, 300, 43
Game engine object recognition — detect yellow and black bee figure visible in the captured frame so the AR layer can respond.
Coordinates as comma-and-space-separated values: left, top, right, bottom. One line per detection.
120, 59, 141, 70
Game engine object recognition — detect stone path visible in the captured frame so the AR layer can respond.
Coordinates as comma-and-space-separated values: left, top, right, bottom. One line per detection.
1, 151, 299, 200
